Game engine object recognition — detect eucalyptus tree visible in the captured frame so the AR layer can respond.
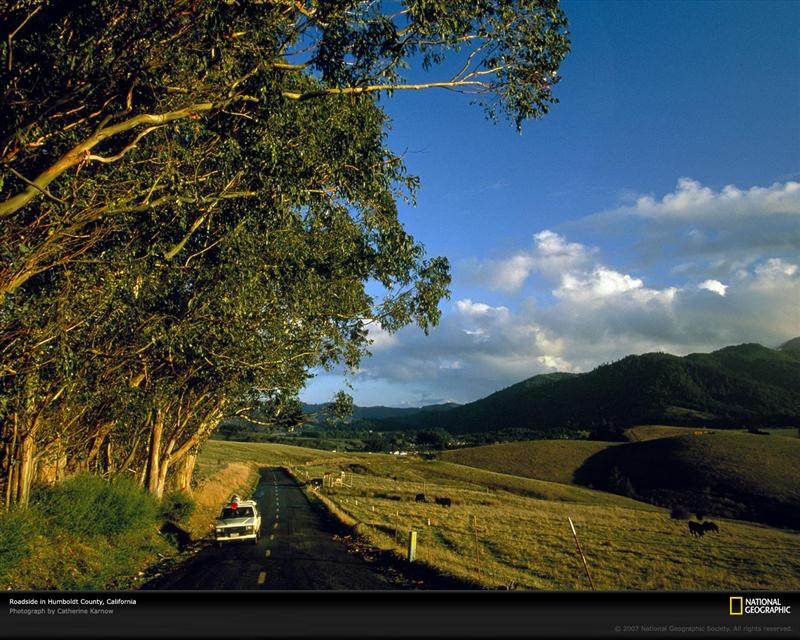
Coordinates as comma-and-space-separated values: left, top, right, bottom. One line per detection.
0, 0, 570, 504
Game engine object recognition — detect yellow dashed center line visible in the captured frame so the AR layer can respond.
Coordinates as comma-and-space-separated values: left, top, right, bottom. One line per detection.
269, 534, 275, 540
265, 549, 271, 557
272, 522, 278, 529
257, 571, 267, 585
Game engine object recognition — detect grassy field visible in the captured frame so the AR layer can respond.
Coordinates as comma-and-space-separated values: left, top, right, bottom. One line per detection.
441, 440, 617, 485
574, 430, 800, 529
197, 440, 800, 591
624, 425, 715, 441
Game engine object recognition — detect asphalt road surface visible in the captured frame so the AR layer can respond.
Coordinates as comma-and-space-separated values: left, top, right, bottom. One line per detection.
143, 468, 395, 590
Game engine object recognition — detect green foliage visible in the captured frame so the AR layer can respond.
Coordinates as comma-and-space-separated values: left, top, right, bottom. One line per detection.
0, 1, 570, 498
415, 429, 451, 449
159, 491, 195, 524
0, 508, 37, 578
33, 474, 159, 537
0, 474, 173, 589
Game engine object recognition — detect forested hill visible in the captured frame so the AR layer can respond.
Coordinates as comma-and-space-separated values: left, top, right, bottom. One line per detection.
301, 402, 460, 423
371, 342, 800, 434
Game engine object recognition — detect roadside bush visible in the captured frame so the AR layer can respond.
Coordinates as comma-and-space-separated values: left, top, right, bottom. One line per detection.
0, 508, 38, 578
34, 473, 159, 537
159, 491, 195, 524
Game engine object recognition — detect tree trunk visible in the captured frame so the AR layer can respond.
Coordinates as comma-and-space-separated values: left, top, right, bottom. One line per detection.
86, 422, 115, 470
2, 414, 18, 511
173, 452, 196, 494
5, 460, 16, 512
102, 437, 113, 475
15, 432, 35, 507
145, 410, 164, 495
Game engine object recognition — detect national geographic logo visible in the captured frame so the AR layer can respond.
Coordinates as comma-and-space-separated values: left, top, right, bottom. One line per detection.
730, 596, 792, 616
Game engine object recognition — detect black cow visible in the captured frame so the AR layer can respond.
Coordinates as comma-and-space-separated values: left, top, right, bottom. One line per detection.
415, 493, 427, 503
309, 479, 323, 490
687, 521, 705, 537
435, 497, 452, 507
702, 521, 719, 534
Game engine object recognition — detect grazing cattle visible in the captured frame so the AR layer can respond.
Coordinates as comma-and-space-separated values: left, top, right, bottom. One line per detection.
688, 521, 705, 537
435, 497, 452, 507
309, 478, 323, 490
415, 493, 427, 503
702, 521, 719, 534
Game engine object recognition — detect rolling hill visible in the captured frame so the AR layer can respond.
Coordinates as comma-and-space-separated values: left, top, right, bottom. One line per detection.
440, 429, 800, 529
371, 342, 800, 434
573, 430, 800, 529
441, 439, 617, 485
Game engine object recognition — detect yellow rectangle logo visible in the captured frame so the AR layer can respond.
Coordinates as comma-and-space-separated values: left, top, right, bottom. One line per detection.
730, 597, 744, 616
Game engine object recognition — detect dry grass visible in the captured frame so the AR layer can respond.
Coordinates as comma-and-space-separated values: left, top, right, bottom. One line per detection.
441, 440, 616, 485
198, 440, 800, 591
625, 425, 715, 441
187, 461, 260, 539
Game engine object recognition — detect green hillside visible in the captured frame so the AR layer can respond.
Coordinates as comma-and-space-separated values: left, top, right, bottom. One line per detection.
573, 431, 800, 529
441, 440, 616, 485
372, 342, 800, 434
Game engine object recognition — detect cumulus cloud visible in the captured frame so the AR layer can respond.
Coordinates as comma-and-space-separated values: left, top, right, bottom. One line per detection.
348, 250, 799, 404
309, 179, 800, 406
366, 323, 398, 351
630, 178, 800, 221
698, 279, 728, 296
462, 229, 593, 293
581, 178, 800, 277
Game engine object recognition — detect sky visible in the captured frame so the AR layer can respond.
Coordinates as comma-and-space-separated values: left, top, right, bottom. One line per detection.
300, 0, 800, 407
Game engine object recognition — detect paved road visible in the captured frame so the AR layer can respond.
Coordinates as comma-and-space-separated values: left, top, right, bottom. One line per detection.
143, 468, 395, 590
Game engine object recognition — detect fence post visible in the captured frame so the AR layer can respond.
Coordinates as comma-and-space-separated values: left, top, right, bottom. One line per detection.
407, 530, 417, 562
568, 517, 595, 590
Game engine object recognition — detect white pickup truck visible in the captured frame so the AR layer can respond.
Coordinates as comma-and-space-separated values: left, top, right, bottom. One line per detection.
214, 495, 262, 546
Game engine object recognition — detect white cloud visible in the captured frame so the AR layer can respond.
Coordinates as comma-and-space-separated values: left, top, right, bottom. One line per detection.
631, 178, 800, 221
754, 258, 798, 283
366, 323, 398, 351
455, 299, 510, 318
310, 179, 800, 406
579, 178, 800, 279
462, 230, 593, 293
555, 267, 644, 301
698, 279, 728, 296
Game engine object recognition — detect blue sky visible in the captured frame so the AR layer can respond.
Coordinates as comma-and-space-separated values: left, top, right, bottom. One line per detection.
301, 0, 800, 407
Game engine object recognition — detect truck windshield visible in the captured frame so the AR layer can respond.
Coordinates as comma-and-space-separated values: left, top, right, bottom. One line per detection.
220, 507, 254, 519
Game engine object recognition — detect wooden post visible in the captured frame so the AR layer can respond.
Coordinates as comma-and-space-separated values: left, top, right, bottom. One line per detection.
568, 517, 595, 590
407, 530, 417, 562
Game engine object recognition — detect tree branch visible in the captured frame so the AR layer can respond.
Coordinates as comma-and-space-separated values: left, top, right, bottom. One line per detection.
0, 102, 215, 218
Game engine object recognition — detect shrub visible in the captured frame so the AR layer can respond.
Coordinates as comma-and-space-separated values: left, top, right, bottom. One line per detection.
670, 505, 691, 520
159, 491, 195, 524
34, 473, 159, 537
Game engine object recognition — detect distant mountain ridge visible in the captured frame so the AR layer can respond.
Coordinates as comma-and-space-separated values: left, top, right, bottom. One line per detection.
370, 341, 800, 434
302, 401, 460, 423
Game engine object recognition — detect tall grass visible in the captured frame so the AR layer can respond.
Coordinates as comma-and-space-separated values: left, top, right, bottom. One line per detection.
0, 474, 170, 590
33, 474, 159, 537
0, 508, 37, 580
